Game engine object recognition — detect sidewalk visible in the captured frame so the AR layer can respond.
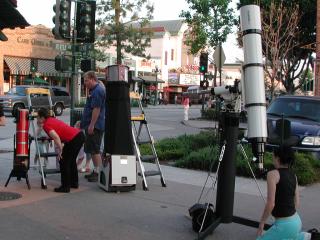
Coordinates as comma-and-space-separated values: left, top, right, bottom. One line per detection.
0, 119, 319, 240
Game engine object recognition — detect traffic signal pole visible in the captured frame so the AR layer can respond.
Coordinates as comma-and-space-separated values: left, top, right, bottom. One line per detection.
52, 0, 97, 125
69, 0, 78, 126
70, 28, 77, 126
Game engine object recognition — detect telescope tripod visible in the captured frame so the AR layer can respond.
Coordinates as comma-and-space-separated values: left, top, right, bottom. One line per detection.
192, 112, 271, 240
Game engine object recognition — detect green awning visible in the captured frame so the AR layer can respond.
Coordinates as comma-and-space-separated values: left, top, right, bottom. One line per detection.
23, 77, 49, 85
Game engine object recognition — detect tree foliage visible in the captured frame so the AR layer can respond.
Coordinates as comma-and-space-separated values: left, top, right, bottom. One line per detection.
180, 0, 235, 55
96, 0, 154, 64
238, 0, 316, 95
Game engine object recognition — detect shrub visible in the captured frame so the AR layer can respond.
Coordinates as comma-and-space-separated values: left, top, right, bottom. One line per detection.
174, 146, 219, 171
183, 131, 217, 152
156, 138, 185, 160
141, 131, 319, 185
293, 152, 318, 185
201, 108, 217, 120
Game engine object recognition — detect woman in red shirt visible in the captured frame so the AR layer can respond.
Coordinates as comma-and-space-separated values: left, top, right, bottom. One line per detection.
37, 108, 85, 193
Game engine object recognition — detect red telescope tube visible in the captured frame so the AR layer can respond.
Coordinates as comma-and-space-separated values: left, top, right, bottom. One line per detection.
16, 109, 29, 156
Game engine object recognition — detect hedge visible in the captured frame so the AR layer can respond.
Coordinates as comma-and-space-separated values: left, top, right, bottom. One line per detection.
141, 131, 320, 185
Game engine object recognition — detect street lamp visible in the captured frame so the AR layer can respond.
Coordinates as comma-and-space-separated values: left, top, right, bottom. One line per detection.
154, 66, 159, 105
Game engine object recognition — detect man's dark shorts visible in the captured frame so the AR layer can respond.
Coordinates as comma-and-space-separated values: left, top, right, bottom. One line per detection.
84, 129, 103, 155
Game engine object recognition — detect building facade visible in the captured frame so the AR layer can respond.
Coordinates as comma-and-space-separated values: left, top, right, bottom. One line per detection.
99, 20, 242, 103
0, 25, 70, 95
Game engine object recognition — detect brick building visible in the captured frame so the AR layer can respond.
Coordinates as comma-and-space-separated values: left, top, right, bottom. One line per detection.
0, 25, 71, 94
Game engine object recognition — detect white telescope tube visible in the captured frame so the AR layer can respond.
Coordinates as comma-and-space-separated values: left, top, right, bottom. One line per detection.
240, 5, 267, 169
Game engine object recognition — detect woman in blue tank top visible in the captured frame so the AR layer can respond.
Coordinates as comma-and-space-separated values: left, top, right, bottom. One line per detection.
257, 145, 312, 240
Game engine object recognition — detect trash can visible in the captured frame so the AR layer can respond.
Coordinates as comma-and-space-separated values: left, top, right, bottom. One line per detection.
71, 108, 84, 127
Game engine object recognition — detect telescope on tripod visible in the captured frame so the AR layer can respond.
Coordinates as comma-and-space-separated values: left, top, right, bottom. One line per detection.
187, 5, 270, 239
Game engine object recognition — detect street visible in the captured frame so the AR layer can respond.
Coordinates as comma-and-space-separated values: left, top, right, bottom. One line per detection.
0, 104, 203, 141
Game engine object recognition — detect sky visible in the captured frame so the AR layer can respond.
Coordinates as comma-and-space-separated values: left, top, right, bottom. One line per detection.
17, 0, 243, 63
17, 0, 190, 28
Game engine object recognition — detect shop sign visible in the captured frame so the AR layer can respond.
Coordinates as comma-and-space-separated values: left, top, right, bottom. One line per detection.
168, 73, 179, 84
185, 65, 199, 71
179, 74, 200, 85
140, 60, 152, 68
17, 37, 54, 48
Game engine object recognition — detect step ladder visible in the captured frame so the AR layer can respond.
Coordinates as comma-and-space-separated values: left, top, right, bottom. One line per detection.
130, 92, 166, 191
26, 88, 60, 189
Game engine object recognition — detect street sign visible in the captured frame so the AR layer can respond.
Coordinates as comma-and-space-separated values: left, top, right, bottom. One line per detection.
53, 43, 94, 55
54, 43, 72, 52
213, 45, 226, 72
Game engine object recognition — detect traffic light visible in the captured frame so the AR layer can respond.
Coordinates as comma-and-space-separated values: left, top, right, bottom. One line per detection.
30, 59, 37, 73
76, 1, 96, 43
80, 59, 95, 72
52, 0, 71, 40
55, 55, 71, 72
199, 52, 208, 74
303, 80, 314, 91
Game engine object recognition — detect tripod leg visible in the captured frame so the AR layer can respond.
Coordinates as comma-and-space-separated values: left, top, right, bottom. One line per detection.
238, 143, 266, 203
197, 143, 226, 203
5, 171, 13, 187
25, 173, 31, 190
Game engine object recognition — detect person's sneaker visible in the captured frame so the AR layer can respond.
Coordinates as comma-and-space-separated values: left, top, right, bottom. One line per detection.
87, 172, 98, 182
54, 186, 70, 193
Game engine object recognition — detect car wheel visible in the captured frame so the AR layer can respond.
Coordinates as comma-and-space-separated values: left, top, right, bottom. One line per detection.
12, 103, 25, 118
54, 103, 64, 116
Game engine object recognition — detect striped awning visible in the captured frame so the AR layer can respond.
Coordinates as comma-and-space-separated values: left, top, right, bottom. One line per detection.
38, 59, 70, 77
4, 56, 30, 75
4, 57, 71, 77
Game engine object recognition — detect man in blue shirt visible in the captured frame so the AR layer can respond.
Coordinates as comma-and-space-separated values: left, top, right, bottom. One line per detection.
81, 71, 106, 182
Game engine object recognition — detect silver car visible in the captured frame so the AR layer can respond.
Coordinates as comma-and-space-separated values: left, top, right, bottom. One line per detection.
0, 85, 71, 117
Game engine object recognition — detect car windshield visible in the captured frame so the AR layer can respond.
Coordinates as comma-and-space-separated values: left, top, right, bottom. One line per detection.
267, 97, 320, 123
6, 86, 27, 96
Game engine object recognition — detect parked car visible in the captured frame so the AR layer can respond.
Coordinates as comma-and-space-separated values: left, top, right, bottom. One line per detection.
186, 86, 208, 104
0, 85, 71, 117
266, 95, 320, 159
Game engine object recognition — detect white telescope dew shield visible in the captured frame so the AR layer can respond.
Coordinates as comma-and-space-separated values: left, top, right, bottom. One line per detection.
240, 5, 268, 169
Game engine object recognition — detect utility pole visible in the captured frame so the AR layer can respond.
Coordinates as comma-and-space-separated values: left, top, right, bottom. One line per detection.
70, 1, 77, 126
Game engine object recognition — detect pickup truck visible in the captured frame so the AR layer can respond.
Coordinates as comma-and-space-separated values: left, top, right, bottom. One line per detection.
266, 95, 320, 160
0, 85, 71, 117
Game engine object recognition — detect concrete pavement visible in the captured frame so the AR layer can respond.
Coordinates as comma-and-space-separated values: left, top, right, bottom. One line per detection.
0, 112, 319, 240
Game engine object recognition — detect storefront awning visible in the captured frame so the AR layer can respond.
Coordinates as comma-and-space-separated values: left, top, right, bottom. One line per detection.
38, 59, 71, 77
132, 76, 143, 83
4, 56, 71, 77
139, 76, 165, 84
4, 56, 30, 75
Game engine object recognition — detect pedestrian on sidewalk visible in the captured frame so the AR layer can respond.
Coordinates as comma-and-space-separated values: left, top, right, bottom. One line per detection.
0, 102, 6, 126
183, 96, 190, 121
256, 145, 315, 240
37, 108, 85, 193
81, 71, 106, 182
